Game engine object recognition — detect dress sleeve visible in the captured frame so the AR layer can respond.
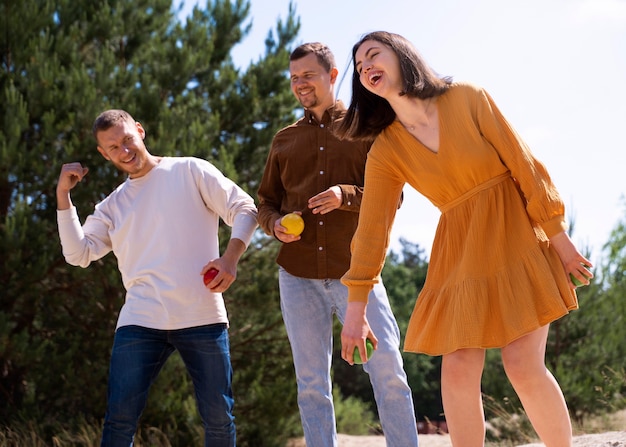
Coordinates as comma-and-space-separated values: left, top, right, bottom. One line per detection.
341, 140, 404, 302
475, 87, 567, 238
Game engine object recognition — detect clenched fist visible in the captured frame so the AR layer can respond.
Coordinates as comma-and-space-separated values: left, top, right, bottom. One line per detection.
57, 162, 89, 210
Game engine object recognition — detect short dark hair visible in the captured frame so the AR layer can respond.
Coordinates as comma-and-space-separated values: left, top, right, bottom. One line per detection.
338, 31, 452, 141
92, 109, 136, 140
290, 42, 336, 73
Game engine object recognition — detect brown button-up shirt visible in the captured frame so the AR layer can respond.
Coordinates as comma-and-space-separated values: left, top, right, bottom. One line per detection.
257, 102, 371, 279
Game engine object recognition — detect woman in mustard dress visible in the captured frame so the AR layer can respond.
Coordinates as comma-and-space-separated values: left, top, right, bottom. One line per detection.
337, 31, 592, 447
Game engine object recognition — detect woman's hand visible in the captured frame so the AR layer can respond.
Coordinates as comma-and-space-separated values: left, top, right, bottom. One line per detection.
549, 231, 593, 288
341, 301, 378, 365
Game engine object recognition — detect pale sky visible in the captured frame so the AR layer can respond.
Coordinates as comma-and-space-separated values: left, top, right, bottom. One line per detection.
178, 0, 626, 265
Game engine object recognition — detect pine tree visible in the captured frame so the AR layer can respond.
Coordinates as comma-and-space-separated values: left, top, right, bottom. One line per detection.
1, 0, 301, 444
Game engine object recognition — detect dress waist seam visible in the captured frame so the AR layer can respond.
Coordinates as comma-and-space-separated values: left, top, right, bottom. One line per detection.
439, 172, 510, 213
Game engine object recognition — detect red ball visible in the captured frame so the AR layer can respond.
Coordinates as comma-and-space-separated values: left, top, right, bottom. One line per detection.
203, 268, 219, 286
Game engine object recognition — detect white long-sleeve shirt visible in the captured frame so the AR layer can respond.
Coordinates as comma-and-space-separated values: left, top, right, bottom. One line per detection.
57, 157, 258, 330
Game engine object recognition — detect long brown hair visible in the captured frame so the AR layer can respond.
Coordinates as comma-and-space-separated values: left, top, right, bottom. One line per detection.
337, 31, 452, 141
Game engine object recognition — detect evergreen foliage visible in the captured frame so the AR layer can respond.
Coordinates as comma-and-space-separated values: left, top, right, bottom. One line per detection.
1, 0, 302, 444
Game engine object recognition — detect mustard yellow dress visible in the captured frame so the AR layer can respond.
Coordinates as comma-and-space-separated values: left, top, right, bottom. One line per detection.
342, 82, 577, 356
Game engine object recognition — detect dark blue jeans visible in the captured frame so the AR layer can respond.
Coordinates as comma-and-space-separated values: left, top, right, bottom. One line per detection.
100, 324, 235, 447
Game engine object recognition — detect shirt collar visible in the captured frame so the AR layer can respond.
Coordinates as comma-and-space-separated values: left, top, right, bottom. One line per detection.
303, 101, 346, 126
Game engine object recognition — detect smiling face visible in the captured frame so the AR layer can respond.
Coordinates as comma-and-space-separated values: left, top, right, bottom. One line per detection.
96, 119, 154, 178
289, 52, 338, 120
354, 39, 403, 100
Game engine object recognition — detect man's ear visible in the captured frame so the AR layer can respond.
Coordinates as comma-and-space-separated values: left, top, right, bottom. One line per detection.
136, 122, 146, 140
97, 145, 110, 160
329, 67, 339, 85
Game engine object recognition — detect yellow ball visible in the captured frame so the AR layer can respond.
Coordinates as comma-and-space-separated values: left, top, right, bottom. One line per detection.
281, 213, 304, 236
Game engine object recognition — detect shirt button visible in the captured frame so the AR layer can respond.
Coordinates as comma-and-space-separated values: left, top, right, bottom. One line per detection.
318, 246, 323, 251
320, 146, 324, 151
320, 124, 325, 128
319, 221, 324, 225
319, 170, 324, 175
347, 201, 351, 205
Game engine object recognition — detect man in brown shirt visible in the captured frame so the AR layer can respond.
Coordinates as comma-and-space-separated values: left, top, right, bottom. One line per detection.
257, 42, 418, 447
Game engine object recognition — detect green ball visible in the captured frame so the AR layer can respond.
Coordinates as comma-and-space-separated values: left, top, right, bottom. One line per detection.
570, 273, 584, 287
353, 339, 374, 364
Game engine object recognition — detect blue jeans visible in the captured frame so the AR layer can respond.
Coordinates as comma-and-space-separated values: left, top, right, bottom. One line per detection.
279, 268, 419, 447
100, 324, 235, 447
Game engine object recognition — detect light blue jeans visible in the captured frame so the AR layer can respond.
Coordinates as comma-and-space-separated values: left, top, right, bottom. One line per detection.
279, 268, 419, 447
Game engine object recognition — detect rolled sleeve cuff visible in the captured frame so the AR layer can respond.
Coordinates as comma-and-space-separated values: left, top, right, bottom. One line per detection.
341, 277, 375, 303
541, 215, 568, 239
338, 185, 361, 211
57, 206, 79, 222
231, 212, 258, 248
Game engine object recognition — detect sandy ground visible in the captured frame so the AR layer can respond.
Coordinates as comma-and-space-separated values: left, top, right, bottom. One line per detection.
286, 431, 626, 447
286, 409, 626, 446
286, 434, 451, 447
518, 431, 626, 447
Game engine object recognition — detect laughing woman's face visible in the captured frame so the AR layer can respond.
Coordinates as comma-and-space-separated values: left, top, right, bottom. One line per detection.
354, 40, 402, 99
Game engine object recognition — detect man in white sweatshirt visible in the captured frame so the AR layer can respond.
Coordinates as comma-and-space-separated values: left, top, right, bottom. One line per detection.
56, 109, 258, 447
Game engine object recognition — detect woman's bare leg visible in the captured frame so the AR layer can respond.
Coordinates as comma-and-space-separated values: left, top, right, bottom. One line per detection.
441, 348, 486, 446
501, 325, 573, 447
